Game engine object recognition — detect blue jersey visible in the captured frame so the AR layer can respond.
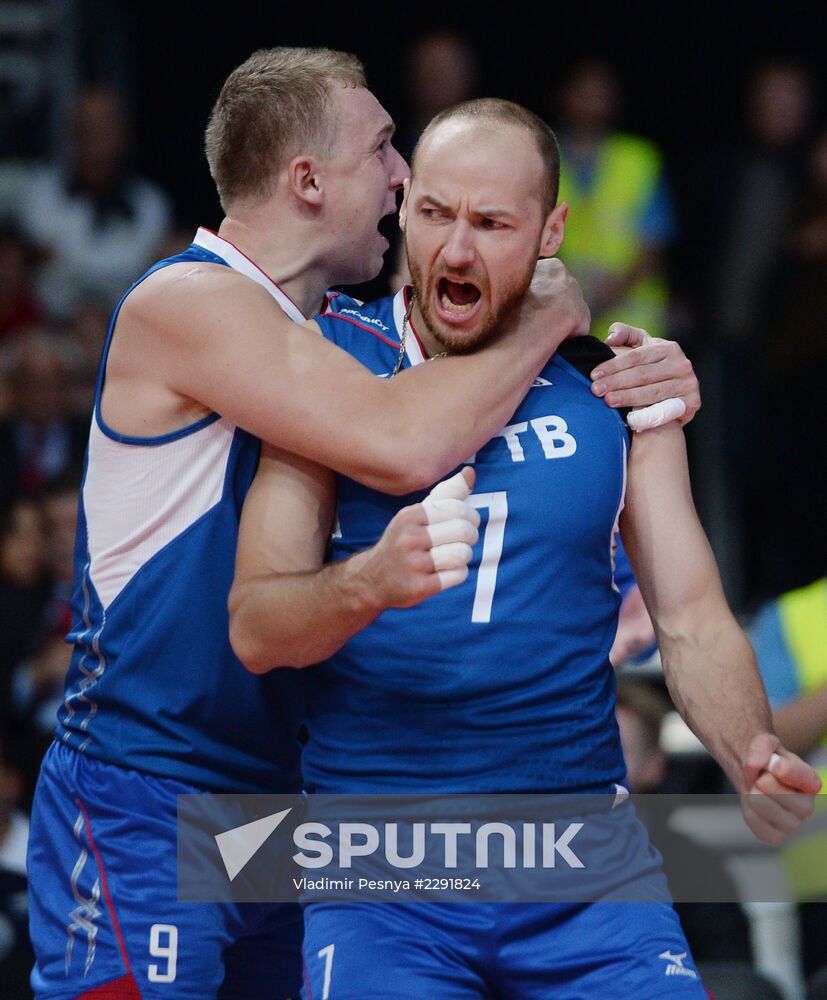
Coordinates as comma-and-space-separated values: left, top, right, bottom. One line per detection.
304, 289, 630, 794
56, 228, 356, 793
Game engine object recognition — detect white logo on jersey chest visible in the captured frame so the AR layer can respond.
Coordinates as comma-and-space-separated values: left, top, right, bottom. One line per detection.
492, 414, 576, 462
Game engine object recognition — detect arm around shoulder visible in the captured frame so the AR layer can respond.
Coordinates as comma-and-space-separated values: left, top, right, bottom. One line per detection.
134, 259, 588, 495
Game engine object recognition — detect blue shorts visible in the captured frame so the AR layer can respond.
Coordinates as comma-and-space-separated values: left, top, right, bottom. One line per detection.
29, 741, 302, 999
301, 899, 709, 999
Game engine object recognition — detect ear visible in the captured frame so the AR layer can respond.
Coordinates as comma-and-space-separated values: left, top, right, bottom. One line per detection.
286, 155, 325, 208
539, 201, 568, 258
398, 177, 411, 232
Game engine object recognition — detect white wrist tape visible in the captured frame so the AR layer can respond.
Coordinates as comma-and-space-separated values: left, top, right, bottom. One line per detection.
627, 397, 686, 432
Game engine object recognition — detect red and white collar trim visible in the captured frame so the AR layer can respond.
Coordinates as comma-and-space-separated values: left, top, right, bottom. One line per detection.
392, 286, 428, 367
192, 228, 307, 324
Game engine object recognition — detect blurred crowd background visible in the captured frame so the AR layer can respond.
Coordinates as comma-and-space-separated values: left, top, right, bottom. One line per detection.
0, 1, 824, 997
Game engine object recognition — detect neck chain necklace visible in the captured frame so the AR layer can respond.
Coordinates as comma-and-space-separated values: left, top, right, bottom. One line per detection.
390, 290, 449, 378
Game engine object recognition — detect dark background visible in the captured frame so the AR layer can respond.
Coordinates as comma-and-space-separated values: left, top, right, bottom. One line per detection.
106, 0, 825, 229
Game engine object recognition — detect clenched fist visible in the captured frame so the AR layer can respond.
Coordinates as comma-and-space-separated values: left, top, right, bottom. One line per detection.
354, 467, 480, 610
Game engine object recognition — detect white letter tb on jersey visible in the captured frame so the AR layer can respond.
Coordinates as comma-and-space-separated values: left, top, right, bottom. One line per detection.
492, 415, 576, 463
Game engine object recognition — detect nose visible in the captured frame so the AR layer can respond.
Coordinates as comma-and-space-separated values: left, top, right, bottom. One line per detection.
442, 219, 476, 270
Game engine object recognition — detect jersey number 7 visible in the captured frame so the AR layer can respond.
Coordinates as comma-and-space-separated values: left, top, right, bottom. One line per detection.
468, 491, 508, 624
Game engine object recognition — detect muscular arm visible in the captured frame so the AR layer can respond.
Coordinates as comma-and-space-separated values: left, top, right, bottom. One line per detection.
620, 426, 819, 842
229, 446, 477, 672
116, 261, 584, 495
229, 446, 358, 671
619, 425, 771, 790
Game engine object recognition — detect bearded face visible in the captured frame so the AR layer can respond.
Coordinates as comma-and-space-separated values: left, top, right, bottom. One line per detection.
406, 232, 537, 354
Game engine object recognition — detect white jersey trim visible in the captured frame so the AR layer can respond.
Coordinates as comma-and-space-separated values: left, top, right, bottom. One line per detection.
193, 228, 307, 323
609, 436, 629, 594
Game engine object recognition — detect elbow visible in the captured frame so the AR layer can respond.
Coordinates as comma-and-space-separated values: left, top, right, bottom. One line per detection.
229, 619, 271, 675
228, 586, 312, 673
228, 588, 276, 674
360, 436, 445, 496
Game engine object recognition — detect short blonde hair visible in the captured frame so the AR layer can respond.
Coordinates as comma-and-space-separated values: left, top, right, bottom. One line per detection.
205, 47, 366, 211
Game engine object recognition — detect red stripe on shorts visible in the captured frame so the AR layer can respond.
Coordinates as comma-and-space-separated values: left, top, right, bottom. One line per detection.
76, 798, 138, 986
75, 971, 143, 997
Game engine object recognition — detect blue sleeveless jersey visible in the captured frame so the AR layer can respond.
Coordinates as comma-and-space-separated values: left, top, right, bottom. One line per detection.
56, 228, 357, 793
304, 288, 630, 794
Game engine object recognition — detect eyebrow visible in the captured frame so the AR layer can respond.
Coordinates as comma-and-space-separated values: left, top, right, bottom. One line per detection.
374, 121, 396, 143
473, 207, 516, 219
416, 193, 516, 220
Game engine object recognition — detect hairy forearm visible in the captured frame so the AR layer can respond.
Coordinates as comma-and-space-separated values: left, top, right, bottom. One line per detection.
659, 613, 774, 791
772, 683, 827, 759
229, 554, 381, 672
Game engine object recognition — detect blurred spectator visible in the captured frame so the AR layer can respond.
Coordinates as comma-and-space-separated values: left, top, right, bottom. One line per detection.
0, 862, 32, 999
609, 536, 656, 667
0, 721, 33, 999
552, 59, 675, 340
686, 60, 815, 608
749, 575, 827, 978
8, 474, 78, 749
64, 298, 109, 418
751, 130, 827, 594
616, 678, 753, 963
711, 61, 814, 349
0, 331, 88, 501
0, 498, 49, 700
610, 582, 656, 666
0, 725, 28, 876
772, 127, 827, 369
40, 473, 80, 618
615, 679, 670, 791
399, 30, 480, 160
11, 85, 171, 320
10, 624, 70, 745
750, 574, 827, 775
0, 225, 42, 340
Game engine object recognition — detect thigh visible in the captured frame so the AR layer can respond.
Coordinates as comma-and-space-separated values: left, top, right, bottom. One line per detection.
28, 743, 300, 1000
301, 902, 488, 1000
494, 901, 709, 1000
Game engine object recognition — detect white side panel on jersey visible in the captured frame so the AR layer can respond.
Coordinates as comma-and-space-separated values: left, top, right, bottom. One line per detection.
609, 437, 629, 594
83, 417, 236, 609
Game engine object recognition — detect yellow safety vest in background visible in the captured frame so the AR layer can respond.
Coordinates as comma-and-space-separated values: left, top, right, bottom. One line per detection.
558, 133, 669, 340
777, 577, 827, 900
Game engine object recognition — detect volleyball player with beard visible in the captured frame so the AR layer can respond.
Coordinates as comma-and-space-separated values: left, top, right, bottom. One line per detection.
230, 100, 822, 998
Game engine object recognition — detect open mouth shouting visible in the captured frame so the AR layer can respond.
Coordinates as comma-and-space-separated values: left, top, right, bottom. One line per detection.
434, 276, 483, 325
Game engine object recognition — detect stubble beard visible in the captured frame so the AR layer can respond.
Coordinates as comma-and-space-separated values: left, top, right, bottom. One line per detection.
406, 239, 537, 355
